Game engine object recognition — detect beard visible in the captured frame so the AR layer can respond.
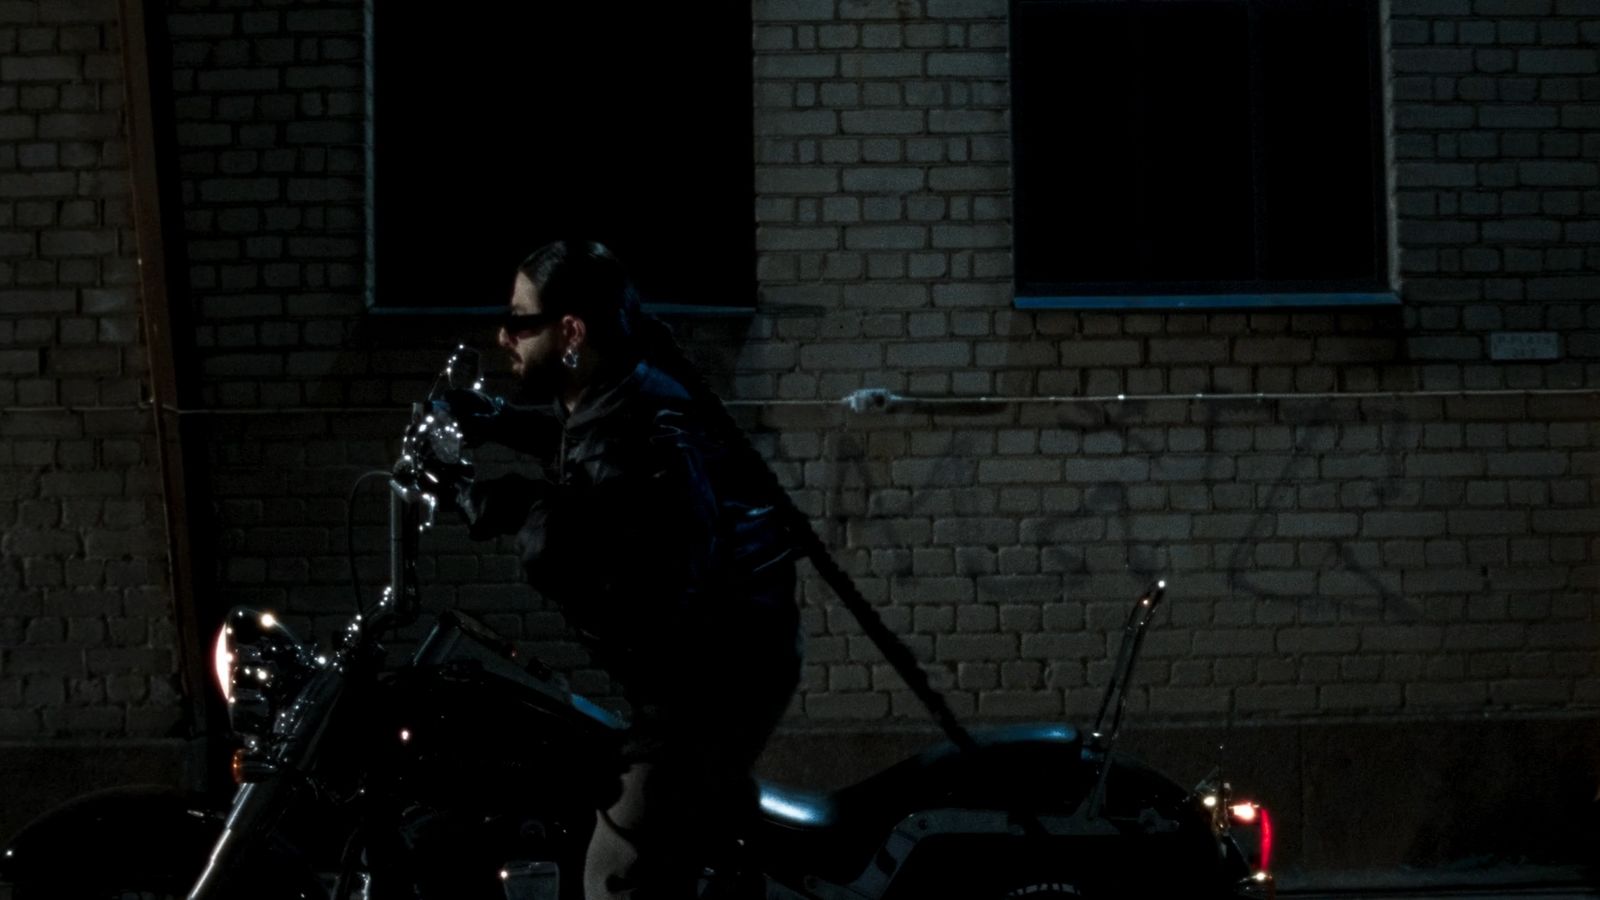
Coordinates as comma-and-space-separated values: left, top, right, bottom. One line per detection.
514, 353, 564, 405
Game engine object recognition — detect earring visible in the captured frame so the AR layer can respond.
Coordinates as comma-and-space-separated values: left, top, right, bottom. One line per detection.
562, 348, 580, 370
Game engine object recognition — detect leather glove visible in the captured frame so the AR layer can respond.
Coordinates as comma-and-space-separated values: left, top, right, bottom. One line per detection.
430, 388, 507, 448
412, 437, 475, 500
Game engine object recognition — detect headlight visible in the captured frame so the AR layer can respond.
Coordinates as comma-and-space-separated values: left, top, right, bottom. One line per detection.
213, 624, 235, 702
212, 606, 316, 744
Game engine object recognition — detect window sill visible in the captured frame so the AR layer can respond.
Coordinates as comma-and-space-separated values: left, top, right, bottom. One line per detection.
1015, 292, 1401, 311
363, 304, 757, 318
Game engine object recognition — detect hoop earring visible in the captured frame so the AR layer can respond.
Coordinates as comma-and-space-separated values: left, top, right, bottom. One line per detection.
562, 348, 580, 370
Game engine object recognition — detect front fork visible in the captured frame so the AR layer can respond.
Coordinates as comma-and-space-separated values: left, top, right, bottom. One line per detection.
186, 666, 348, 899
185, 781, 292, 899
189, 475, 422, 899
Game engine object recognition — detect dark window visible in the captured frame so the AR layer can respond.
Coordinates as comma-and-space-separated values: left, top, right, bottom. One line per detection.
1010, 0, 1390, 307
368, 6, 754, 312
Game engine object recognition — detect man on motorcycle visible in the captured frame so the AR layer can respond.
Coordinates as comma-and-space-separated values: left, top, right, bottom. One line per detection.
440, 240, 802, 900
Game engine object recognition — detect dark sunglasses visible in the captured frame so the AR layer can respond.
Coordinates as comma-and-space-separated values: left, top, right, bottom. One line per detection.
500, 311, 560, 335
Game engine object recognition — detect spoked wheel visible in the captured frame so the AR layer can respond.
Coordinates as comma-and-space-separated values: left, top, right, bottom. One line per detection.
14, 877, 315, 900
8, 848, 315, 900
12, 882, 187, 900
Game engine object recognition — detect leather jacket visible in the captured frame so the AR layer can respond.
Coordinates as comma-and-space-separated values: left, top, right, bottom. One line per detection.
458, 359, 797, 686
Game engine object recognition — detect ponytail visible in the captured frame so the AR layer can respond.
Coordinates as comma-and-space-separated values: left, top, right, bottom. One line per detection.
628, 313, 979, 753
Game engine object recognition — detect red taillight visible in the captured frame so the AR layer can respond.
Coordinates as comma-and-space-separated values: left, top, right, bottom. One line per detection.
1258, 805, 1273, 874
1228, 801, 1273, 876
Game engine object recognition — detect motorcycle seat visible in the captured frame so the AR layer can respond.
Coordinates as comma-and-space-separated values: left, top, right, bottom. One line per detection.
752, 723, 1082, 881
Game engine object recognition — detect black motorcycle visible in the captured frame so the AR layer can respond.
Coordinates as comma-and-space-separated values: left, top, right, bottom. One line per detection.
1, 348, 1274, 900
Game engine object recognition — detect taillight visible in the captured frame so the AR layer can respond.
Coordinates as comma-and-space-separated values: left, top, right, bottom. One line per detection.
1228, 800, 1273, 878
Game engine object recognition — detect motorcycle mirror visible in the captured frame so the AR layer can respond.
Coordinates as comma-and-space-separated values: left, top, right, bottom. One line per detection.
445, 344, 482, 392
429, 344, 484, 401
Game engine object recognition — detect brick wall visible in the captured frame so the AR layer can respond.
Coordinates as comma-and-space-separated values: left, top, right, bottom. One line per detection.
760, 393, 1600, 723
0, 0, 179, 741
739, 0, 1600, 723
1389, 0, 1600, 384
161, 0, 1600, 726
3, 1, 1598, 862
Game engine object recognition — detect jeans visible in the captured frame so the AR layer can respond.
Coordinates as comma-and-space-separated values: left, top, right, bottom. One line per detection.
584, 566, 801, 900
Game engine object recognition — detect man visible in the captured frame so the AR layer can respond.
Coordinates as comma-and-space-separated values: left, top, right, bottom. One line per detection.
447, 240, 801, 899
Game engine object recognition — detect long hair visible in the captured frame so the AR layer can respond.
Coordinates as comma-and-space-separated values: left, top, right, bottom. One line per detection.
517, 240, 640, 358
518, 241, 958, 738
517, 242, 830, 580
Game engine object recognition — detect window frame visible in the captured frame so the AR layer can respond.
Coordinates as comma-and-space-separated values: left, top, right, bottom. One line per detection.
360, 4, 757, 319
1007, 0, 1397, 311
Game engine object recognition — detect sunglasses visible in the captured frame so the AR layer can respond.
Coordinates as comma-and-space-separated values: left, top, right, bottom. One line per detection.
501, 311, 560, 335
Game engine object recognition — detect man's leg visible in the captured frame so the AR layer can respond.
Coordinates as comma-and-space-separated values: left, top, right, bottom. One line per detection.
588, 574, 801, 899
583, 761, 704, 900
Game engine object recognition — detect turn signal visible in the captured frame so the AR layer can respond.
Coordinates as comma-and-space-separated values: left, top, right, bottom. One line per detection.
231, 748, 279, 784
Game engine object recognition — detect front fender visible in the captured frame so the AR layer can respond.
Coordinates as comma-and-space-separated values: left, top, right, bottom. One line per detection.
0, 785, 221, 885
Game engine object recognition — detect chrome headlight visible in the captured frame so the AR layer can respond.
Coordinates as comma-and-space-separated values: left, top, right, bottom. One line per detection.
212, 606, 317, 745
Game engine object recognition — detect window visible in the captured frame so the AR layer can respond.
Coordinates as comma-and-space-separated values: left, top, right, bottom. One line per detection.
1009, 0, 1392, 309
367, 5, 755, 313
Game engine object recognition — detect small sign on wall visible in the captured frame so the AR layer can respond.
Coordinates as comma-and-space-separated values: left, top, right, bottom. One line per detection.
1488, 332, 1561, 361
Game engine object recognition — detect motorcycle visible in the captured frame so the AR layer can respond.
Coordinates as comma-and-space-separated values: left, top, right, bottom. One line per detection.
0, 347, 1275, 900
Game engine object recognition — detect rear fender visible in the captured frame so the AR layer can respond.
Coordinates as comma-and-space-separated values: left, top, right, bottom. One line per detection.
755, 727, 1230, 890
840, 725, 1092, 817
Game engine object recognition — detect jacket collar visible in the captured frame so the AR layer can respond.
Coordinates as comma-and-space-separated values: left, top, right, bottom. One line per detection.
556, 358, 651, 434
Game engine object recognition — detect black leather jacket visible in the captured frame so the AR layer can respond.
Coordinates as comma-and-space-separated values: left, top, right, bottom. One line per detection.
459, 359, 797, 687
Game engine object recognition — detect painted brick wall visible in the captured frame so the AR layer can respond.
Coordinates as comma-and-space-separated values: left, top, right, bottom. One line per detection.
5, 0, 1598, 746
740, 0, 1600, 722
758, 393, 1600, 722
